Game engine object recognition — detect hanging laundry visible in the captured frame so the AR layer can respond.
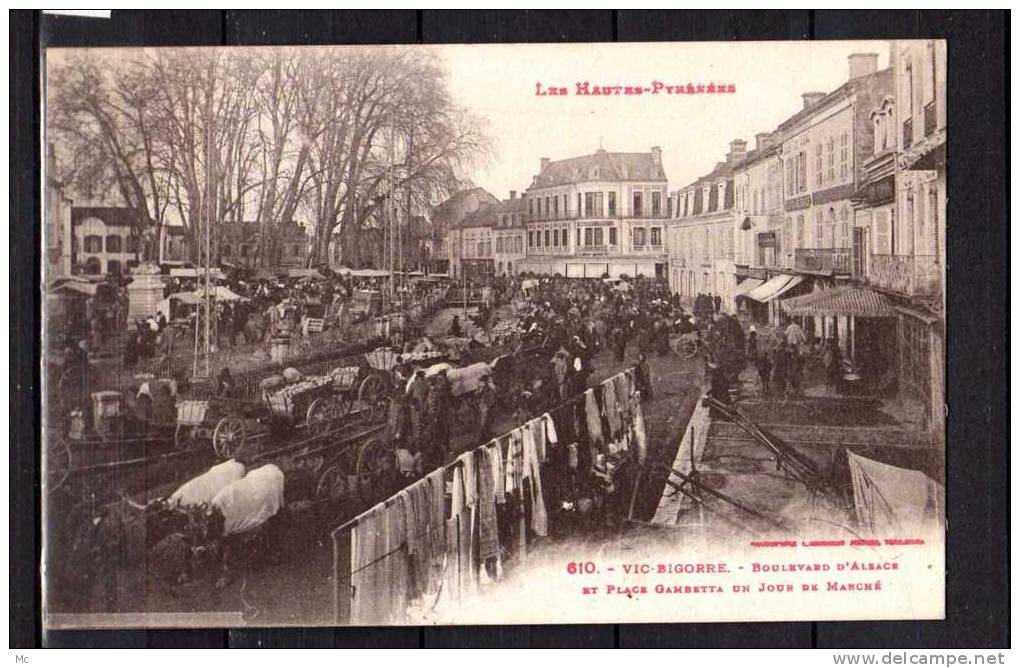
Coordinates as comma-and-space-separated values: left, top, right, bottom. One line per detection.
457, 450, 479, 507
505, 428, 525, 496
542, 413, 559, 453
522, 428, 549, 537
631, 395, 648, 465
601, 379, 623, 436
477, 446, 500, 563
488, 440, 506, 505
847, 452, 943, 535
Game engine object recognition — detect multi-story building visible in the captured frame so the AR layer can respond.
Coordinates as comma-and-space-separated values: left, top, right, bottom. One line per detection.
741, 54, 894, 341
854, 40, 945, 440
70, 206, 146, 277
449, 206, 496, 280
493, 191, 527, 276
667, 140, 742, 309
518, 148, 669, 279
432, 187, 499, 275
731, 133, 785, 321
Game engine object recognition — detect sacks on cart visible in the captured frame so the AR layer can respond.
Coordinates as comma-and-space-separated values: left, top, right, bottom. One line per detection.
168, 459, 246, 508
211, 464, 285, 535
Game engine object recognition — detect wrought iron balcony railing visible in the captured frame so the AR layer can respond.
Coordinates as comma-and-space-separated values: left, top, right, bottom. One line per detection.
794, 247, 852, 275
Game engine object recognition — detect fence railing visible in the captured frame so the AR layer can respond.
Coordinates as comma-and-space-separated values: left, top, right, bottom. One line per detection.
923, 101, 937, 136
867, 254, 941, 297
794, 247, 852, 275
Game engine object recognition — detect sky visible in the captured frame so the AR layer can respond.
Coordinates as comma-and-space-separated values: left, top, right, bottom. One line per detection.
436, 40, 890, 199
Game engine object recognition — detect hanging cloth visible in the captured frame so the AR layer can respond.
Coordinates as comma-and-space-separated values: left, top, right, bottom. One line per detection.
523, 428, 549, 537
847, 451, 943, 535
601, 379, 623, 436
631, 394, 649, 465
477, 446, 500, 563
489, 439, 506, 504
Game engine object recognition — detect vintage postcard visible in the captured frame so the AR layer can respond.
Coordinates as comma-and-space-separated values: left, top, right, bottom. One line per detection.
41, 39, 945, 628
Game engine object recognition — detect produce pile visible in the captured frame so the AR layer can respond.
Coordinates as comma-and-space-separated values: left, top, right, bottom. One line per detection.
266, 376, 332, 416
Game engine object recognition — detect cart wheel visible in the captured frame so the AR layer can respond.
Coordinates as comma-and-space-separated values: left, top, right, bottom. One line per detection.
306, 398, 333, 436
213, 417, 247, 459
354, 437, 394, 500
174, 424, 201, 452
316, 464, 350, 501
357, 374, 388, 423
679, 338, 698, 359
46, 437, 72, 493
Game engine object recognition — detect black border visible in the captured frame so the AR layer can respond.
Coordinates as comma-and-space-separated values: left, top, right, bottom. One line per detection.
10, 9, 1009, 649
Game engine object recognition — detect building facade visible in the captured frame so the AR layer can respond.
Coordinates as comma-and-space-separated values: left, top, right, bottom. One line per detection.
493, 192, 527, 276
449, 206, 495, 280
218, 221, 310, 271
668, 140, 742, 310
70, 206, 145, 277
517, 148, 669, 279
854, 40, 945, 439
432, 187, 499, 275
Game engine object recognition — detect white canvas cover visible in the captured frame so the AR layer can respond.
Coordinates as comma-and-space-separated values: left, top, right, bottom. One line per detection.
168, 459, 246, 508
211, 464, 286, 535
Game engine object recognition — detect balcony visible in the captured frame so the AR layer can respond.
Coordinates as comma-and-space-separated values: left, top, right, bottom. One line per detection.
868, 254, 941, 298
924, 101, 937, 136
631, 243, 665, 254
903, 118, 913, 149
794, 248, 852, 275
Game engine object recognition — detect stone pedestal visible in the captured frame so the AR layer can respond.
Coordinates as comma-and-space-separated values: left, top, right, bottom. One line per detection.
127, 262, 166, 325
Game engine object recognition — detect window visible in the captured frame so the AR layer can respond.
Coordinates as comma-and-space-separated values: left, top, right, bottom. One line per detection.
929, 184, 939, 261
544, 230, 550, 247
528, 231, 534, 248
552, 229, 559, 247
609, 227, 617, 246
786, 158, 794, 196
126, 235, 138, 253
495, 238, 503, 253
905, 59, 915, 117
223, 244, 232, 257
105, 235, 122, 253
577, 229, 582, 246
83, 235, 103, 253
83, 257, 102, 274
107, 259, 122, 275
752, 190, 759, 215
561, 229, 568, 246
529, 199, 534, 218
545, 197, 551, 219
815, 210, 824, 247
553, 197, 559, 217
796, 216, 804, 247
584, 228, 593, 246
563, 194, 568, 216
577, 193, 582, 216
651, 192, 661, 216
826, 136, 836, 182
634, 227, 646, 247
608, 191, 616, 216
815, 143, 823, 186
925, 43, 936, 104
873, 210, 891, 254
840, 131, 849, 179
593, 228, 603, 246
633, 191, 643, 217
650, 227, 662, 247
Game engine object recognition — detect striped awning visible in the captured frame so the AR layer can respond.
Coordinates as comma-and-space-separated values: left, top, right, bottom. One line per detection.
729, 278, 763, 298
781, 286, 896, 318
746, 274, 794, 302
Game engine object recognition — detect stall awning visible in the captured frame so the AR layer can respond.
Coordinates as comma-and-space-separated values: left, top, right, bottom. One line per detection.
169, 267, 227, 281
745, 274, 795, 302
729, 278, 764, 298
288, 268, 325, 279
170, 286, 250, 305
780, 286, 895, 318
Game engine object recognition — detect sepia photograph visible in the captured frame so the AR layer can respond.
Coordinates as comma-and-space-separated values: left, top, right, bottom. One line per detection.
39, 38, 947, 629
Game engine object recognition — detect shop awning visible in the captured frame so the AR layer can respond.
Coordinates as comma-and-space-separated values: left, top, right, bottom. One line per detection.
780, 286, 895, 318
769, 274, 804, 300
745, 274, 795, 302
729, 278, 763, 298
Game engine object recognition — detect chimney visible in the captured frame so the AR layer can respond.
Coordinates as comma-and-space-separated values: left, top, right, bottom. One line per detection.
727, 139, 747, 164
801, 91, 827, 109
509, 190, 517, 200
540, 157, 550, 171
848, 52, 879, 80
650, 146, 662, 165
755, 132, 772, 151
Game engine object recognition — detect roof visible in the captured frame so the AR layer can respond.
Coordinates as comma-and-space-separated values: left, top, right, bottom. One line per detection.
777, 67, 893, 134
733, 142, 782, 171
781, 286, 895, 318
530, 149, 667, 188
677, 159, 737, 194
454, 197, 527, 229
71, 206, 151, 229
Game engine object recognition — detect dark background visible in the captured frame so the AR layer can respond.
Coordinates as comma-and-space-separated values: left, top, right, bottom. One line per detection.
10, 9, 1009, 649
